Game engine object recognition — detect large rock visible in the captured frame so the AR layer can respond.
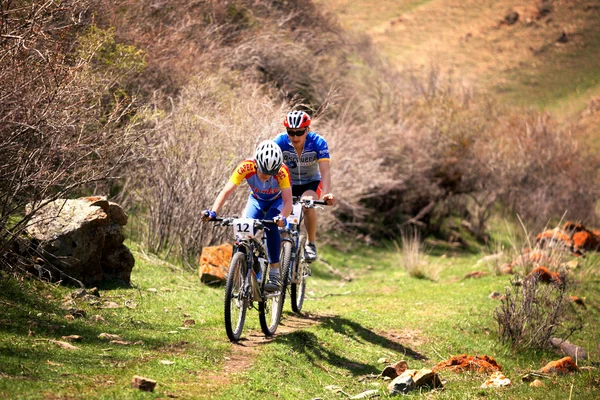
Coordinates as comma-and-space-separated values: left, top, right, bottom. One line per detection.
25, 196, 134, 286
198, 244, 233, 284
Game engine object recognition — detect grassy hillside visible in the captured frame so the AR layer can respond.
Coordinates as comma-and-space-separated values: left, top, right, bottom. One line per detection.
316, 0, 600, 116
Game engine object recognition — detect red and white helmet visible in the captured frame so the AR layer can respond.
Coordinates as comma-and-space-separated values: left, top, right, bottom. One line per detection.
284, 110, 311, 129
254, 140, 283, 176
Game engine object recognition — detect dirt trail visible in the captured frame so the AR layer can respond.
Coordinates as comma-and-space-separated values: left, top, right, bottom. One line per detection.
200, 313, 323, 389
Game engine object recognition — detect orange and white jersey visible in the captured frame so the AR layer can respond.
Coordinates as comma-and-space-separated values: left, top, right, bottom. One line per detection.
229, 159, 291, 201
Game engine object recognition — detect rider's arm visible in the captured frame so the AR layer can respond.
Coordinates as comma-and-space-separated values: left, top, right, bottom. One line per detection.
211, 181, 237, 214
318, 160, 334, 204
280, 187, 293, 218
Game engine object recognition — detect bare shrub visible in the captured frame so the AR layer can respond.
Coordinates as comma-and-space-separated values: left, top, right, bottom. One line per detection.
494, 272, 582, 349
478, 112, 600, 233
0, 1, 142, 265
125, 72, 289, 266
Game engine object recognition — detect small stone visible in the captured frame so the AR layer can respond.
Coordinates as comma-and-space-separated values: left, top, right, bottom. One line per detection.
388, 374, 415, 395
70, 309, 86, 318
102, 301, 122, 309
61, 335, 83, 342
98, 333, 122, 341
481, 371, 511, 388
131, 375, 156, 392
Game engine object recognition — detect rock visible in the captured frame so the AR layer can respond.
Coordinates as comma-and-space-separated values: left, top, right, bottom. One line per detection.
61, 335, 83, 342
539, 356, 579, 374
25, 196, 134, 286
388, 368, 441, 394
98, 333, 122, 341
530, 379, 544, 387
101, 244, 135, 283
388, 374, 415, 395
527, 266, 561, 285
536, 228, 582, 255
50, 340, 80, 351
481, 371, 511, 388
413, 368, 442, 389
556, 31, 568, 43
131, 375, 156, 392
381, 366, 397, 379
381, 360, 408, 379
433, 354, 502, 373
463, 271, 487, 279
198, 244, 233, 283
550, 338, 587, 360
504, 11, 519, 25
102, 301, 122, 309
69, 309, 86, 319
488, 291, 502, 300
108, 202, 128, 226
569, 296, 586, 309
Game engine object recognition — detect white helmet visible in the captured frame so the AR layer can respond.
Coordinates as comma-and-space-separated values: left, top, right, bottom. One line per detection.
254, 140, 283, 176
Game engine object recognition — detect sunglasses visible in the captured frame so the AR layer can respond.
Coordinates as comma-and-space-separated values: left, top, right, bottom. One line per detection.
286, 128, 307, 137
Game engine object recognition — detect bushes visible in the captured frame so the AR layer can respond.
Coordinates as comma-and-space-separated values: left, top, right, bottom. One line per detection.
125, 72, 288, 266
0, 1, 143, 266
494, 272, 582, 349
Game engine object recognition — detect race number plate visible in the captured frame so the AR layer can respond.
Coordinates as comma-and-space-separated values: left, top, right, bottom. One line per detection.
288, 203, 303, 225
233, 218, 255, 240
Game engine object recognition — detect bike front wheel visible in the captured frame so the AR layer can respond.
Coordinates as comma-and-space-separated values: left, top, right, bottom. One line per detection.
290, 235, 308, 313
258, 243, 290, 337
224, 252, 248, 342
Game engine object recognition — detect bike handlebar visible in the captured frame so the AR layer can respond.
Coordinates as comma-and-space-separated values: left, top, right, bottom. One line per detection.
293, 197, 330, 208
206, 217, 279, 229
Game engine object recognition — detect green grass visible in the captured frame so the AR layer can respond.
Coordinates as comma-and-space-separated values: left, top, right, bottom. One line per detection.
1, 239, 599, 399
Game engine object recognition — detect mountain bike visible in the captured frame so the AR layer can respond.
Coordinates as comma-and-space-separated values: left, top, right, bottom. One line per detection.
280, 198, 327, 313
208, 217, 288, 342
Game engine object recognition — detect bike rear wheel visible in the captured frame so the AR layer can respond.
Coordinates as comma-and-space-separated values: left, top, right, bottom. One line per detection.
224, 252, 248, 342
290, 235, 308, 313
258, 243, 290, 336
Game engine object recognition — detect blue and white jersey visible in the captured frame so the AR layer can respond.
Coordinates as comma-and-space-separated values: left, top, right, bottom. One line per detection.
273, 131, 330, 185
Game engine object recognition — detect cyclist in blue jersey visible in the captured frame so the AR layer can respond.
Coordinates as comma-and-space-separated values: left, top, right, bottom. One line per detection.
273, 110, 335, 261
202, 140, 292, 291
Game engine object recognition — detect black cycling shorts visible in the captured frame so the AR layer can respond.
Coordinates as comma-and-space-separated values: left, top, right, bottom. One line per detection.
292, 181, 322, 198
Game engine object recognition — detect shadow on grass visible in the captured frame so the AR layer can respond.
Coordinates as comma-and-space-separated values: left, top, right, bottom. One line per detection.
0, 272, 199, 380
277, 313, 428, 376
278, 330, 380, 376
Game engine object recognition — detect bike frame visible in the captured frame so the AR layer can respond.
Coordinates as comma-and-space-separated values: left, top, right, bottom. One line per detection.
280, 202, 303, 285
215, 218, 275, 304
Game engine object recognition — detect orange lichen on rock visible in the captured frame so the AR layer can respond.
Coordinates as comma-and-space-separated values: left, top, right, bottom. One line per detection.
527, 266, 561, 284
562, 222, 600, 251
539, 356, 579, 375
572, 231, 598, 250
563, 221, 585, 233
198, 243, 233, 283
432, 355, 502, 374
536, 229, 572, 244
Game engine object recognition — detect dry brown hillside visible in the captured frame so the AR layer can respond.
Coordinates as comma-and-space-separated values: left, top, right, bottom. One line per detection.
316, 0, 600, 114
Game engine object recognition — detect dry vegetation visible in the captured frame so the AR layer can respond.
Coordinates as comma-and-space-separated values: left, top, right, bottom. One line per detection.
2, 0, 599, 269
0, 0, 144, 267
